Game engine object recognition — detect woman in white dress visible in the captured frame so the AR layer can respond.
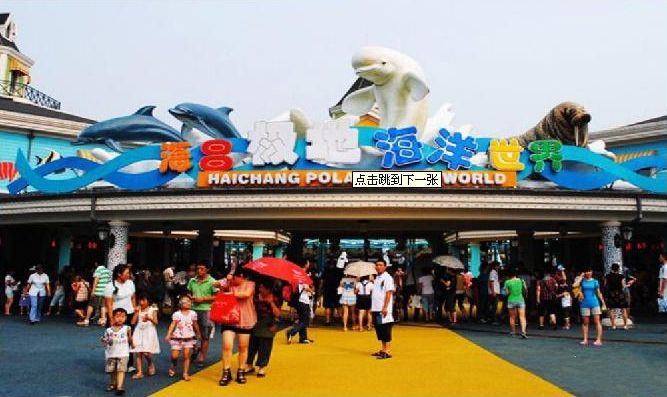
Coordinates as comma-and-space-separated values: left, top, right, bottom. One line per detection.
339, 275, 358, 331
130, 293, 160, 379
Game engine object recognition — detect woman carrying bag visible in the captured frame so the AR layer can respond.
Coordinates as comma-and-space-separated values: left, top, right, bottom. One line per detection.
213, 271, 256, 386
572, 266, 606, 346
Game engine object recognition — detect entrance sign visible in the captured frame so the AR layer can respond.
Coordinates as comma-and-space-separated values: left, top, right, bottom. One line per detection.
7, 129, 666, 194
5, 46, 667, 195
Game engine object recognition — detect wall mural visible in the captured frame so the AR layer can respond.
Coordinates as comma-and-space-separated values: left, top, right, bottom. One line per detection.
6, 47, 667, 195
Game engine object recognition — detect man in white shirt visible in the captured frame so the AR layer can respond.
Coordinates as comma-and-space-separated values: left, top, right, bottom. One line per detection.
286, 281, 315, 344
371, 259, 395, 359
27, 265, 51, 324
487, 262, 501, 324
658, 252, 667, 299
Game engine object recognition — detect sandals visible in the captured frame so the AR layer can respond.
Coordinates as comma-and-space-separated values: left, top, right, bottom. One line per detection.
131, 373, 144, 380
236, 369, 247, 384
168, 367, 176, 377
219, 368, 232, 386
147, 364, 156, 376
257, 370, 266, 378
105, 384, 116, 392
182, 374, 191, 381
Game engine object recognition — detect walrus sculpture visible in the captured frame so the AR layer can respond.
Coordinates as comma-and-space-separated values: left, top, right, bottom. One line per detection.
513, 102, 591, 147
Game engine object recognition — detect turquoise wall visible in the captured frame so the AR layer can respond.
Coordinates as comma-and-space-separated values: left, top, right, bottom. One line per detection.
0, 130, 29, 192
0, 129, 105, 193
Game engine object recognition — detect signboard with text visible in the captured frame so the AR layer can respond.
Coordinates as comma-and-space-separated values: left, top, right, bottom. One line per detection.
7, 123, 667, 195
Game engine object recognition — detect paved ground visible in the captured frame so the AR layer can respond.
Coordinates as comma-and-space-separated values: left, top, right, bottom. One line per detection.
0, 314, 218, 397
1, 313, 666, 397
154, 324, 567, 397
449, 318, 667, 397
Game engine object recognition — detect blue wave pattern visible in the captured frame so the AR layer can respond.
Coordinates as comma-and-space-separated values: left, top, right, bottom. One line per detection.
7, 128, 667, 194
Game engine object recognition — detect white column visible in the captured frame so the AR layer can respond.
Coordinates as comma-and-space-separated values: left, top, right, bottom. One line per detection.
600, 221, 622, 274
107, 220, 129, 270
600, 221, 634, 328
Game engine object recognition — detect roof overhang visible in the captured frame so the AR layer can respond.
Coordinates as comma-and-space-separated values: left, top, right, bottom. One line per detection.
590, 120, 667, 147
1, 189, 665, 231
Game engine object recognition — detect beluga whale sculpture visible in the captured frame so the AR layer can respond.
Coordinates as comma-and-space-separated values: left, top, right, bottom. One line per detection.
342, 46, 430, 138
73, 106, 184, 152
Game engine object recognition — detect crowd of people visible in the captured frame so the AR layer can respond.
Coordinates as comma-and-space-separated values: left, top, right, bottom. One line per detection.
2, 251, 667, 395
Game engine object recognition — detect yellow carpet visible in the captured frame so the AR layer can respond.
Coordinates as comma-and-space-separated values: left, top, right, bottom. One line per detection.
151, 325, 570, 397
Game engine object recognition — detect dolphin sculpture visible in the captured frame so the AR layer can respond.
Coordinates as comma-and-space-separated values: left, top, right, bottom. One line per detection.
342, 46, 430, 138
73, 106, 184, 152
168, 103, 242, 139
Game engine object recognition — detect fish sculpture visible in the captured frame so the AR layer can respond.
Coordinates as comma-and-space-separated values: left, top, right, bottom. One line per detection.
35, 150, 64, 174
73, 106, 184, 152
513, 102, 591, 147
168, 103, 242, 139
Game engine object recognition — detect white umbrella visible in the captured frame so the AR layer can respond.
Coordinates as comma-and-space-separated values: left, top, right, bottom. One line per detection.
432, 255, 464, 270
344, 261, 377, 277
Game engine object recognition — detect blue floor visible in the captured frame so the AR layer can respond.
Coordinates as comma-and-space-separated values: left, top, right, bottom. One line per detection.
0, 314, 222, 397
451, 319, 667, 397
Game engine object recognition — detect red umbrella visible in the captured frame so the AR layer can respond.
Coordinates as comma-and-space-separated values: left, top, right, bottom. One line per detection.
243, 257, 312, 285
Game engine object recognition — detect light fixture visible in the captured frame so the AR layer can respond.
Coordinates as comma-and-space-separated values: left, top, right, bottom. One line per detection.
97, 223, 110, 241
162, 222, 172, 237
621, 225, 633, 242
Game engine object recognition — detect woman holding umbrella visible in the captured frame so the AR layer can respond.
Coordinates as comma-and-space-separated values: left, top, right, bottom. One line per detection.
242, 257, 314, 346
215, 270, 257, 386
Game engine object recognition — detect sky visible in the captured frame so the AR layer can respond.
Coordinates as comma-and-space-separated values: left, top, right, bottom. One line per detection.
6, 0, 667, 138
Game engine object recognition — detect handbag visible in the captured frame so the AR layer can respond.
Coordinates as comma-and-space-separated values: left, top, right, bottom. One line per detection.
210, 292, 240, 325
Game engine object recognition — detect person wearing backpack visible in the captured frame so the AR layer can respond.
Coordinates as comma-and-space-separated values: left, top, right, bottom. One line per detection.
286, 280, 315, 344
355, 276, 374, 331
536, 269, 558, 330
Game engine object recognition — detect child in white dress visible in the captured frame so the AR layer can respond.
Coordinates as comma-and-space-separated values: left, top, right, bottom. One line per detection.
130, 294, 160, 379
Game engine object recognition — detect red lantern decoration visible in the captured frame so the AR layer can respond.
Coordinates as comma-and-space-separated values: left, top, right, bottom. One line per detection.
597, 243, 603, 251
126, 243, 132, 251
625, 242, 632, 251
51, 240, 56, 248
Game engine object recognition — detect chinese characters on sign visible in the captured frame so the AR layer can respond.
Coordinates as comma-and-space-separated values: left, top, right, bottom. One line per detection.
374, 127, 423, 168
199, 140, 233, 171
529, 140, 563, 173
247, 121, 299, 166
159, 142, 192, 173
489, 138, 525, 171
306, 119, 361, 164
427, 129, 478, 170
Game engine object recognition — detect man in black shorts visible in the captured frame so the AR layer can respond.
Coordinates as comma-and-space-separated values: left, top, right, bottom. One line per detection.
370, 260, 396, 359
